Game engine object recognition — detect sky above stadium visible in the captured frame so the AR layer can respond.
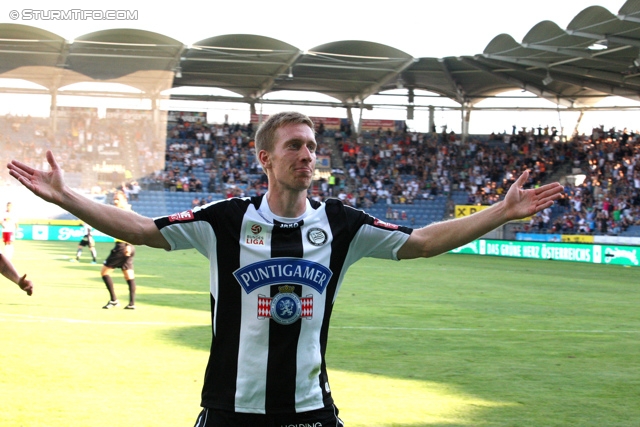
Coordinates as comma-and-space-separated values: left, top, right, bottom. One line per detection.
3, 0, 625, 58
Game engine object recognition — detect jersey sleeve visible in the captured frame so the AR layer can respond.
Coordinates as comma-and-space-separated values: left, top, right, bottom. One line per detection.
350, 222, 412, 260
340, 203, 413, 262
154, 205, 218, 257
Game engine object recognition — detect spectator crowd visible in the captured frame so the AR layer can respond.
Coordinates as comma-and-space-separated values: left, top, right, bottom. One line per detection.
1, 112, 639, 236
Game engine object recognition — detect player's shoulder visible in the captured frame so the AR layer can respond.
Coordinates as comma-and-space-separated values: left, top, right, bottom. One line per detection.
323, 197, 363, 212
187, 195, 260, 219
207, 195, 259, 209
321, 197, 353, 210
318, 197, 370, 222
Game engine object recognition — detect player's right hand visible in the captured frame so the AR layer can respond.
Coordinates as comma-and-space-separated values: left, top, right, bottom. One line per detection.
18, 274, 33, 296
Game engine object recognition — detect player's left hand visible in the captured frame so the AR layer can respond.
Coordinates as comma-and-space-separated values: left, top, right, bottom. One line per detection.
503, 170, 564, 220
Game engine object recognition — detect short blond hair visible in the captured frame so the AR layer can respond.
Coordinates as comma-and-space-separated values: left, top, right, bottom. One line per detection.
254, 111, 314, 155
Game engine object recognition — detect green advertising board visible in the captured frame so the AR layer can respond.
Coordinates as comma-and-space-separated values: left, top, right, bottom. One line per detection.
451, 239, 639, 267
15, 225, 115, 243
12, 225, 638, 267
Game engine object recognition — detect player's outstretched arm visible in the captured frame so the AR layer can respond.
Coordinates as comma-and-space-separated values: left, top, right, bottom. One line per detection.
8, 150, 170, 249
398, 170, 564, 259
0, 254, 33, 295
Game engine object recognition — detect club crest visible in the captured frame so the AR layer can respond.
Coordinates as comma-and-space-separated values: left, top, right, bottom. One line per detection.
307, 228, 328, 246
258, 285, 313, 325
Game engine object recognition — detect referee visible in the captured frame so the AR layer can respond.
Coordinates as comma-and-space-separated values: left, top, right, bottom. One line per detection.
8, 112, 563, 426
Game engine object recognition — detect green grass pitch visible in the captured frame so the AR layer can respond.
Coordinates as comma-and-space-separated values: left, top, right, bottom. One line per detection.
1, 240, 639, 427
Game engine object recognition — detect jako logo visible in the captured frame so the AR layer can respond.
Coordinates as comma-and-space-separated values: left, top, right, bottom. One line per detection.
233, 258, 332, 294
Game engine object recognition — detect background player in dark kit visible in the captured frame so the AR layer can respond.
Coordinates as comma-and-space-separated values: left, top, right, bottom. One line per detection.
100, 191, 137, 310
71, 222, 98, 264
8, 111, 563, 427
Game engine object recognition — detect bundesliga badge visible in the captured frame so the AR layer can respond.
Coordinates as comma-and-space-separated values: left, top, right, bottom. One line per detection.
258, 285, 313, 325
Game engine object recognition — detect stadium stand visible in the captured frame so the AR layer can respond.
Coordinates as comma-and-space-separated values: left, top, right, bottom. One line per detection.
1, 114, 638, 237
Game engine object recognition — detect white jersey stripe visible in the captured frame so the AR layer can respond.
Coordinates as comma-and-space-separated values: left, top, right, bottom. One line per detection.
236, 203, 270, 412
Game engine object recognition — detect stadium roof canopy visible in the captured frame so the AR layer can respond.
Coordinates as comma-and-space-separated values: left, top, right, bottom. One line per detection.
0, 0, 639, 113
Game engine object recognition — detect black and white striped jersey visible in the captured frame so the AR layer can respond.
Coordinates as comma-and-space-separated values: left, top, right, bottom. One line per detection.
154, 194, 412, 414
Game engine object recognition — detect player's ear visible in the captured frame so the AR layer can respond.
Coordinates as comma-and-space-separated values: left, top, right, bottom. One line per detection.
258, 150, 271, 170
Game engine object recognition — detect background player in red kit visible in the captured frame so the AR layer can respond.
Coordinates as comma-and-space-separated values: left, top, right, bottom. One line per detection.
2, 201, 18, 260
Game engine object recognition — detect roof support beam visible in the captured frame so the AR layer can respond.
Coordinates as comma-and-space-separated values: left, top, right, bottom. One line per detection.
567, 29, 640, 49
351, 57, 417, 103
169, 44, 188, 79
295, 62, 407, 73
462, 56, 577, 108
484, 44, 632, 70
477, 55, 640, 98
619, 13, 640, 24
520, 43, 634, 67
437, 58, 465, 104
255, 49, 303, 98
55, 40, 72, 70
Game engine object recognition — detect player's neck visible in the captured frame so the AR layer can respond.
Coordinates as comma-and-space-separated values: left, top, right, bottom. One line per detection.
266, 189, 307, 218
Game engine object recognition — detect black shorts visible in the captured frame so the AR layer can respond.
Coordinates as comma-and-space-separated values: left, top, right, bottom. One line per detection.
79, 235, 95, 247
103, 242, 135, 270
193, 405, 344, 427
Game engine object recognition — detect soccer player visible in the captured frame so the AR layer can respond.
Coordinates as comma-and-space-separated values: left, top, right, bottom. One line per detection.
2, 201, 17, 260
7, 111, 563, 427
100, 191, 137, 310
71, 222, 98, 263
0, 253, 33, 295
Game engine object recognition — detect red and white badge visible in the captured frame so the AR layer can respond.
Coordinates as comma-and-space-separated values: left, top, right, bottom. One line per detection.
373, 218, 399, 230
168, 210, 194, 222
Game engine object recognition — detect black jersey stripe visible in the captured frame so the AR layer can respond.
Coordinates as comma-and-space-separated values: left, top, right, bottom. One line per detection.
265, 221, 304, 412
271, 220, 304, 258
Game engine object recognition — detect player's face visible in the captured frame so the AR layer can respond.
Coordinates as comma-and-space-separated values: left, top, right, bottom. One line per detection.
263, 123, 317, 192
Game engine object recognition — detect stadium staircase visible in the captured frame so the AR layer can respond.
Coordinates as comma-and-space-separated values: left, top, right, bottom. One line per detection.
121, 132, 140, 180
366, 195, 448, 228
130, 190, 226, 218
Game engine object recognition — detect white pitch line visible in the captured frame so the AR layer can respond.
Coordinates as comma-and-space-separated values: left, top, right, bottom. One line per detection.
332, 326, 640, 334
2, 313, 639, 334
0, 313, 205, 326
